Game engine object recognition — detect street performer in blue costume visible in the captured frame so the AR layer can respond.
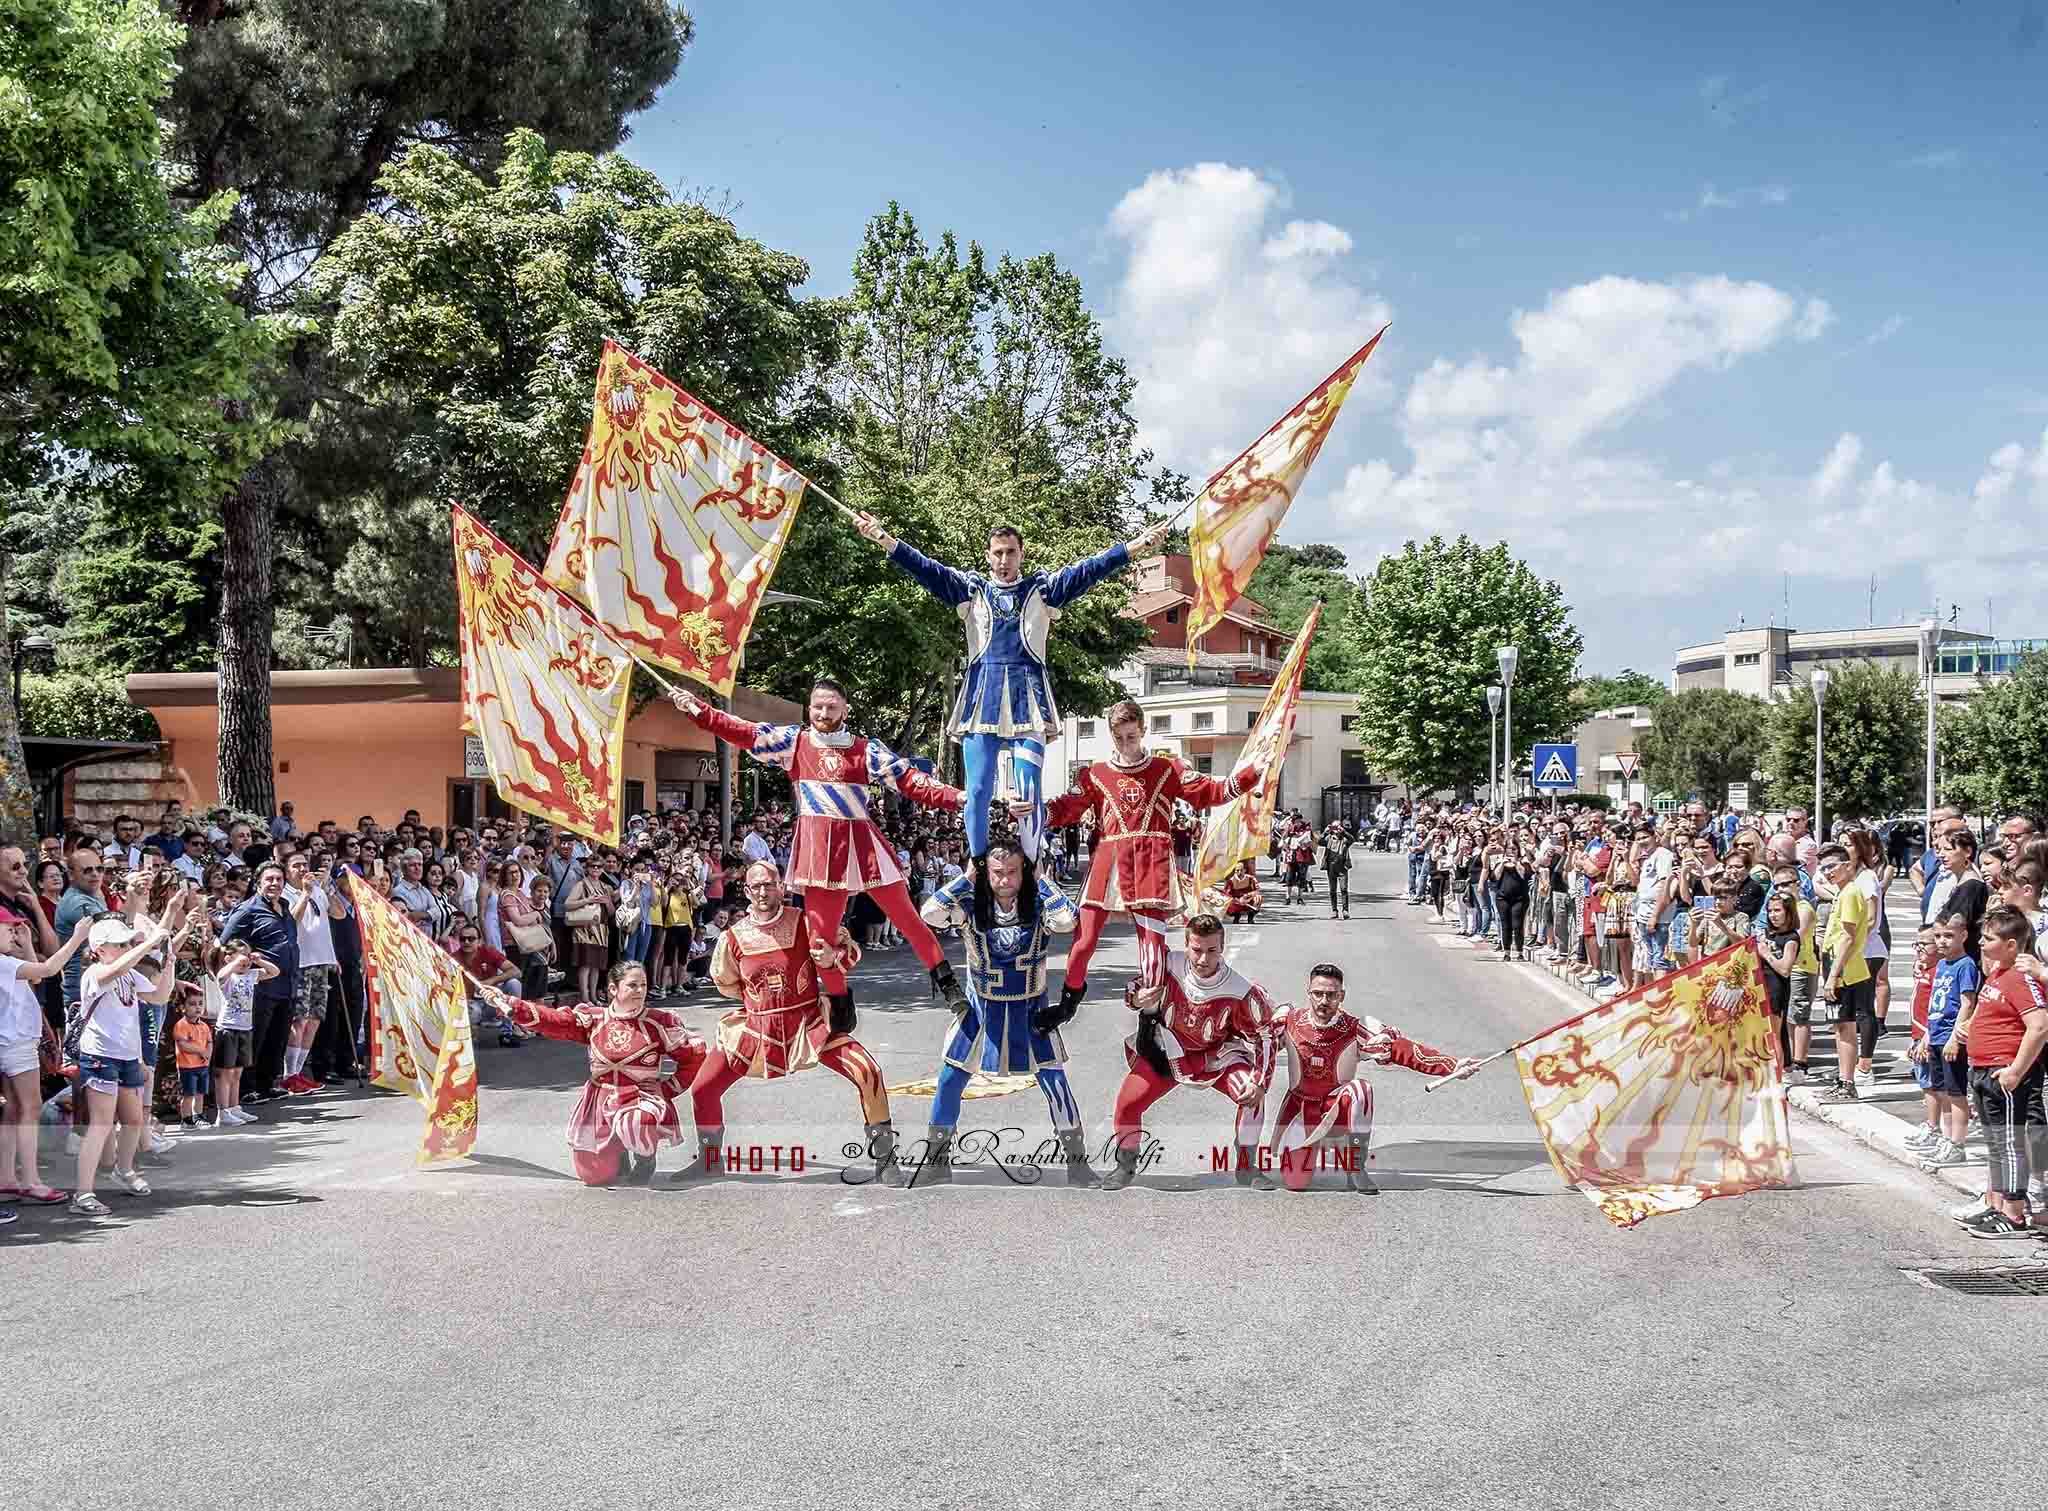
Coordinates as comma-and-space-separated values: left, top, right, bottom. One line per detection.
912, 841, 1095, 1186
854, 510, 1172, 863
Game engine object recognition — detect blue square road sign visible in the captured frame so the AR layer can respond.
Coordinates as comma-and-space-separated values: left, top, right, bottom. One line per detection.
1530, 743, 1578, 791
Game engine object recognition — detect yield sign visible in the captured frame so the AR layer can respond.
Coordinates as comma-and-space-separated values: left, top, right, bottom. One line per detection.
1616, 752, 1641, 779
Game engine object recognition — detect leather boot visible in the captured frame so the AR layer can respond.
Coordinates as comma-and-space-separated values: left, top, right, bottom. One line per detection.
930, 961, 968, 1015
1233, 1143, 1277, 1190
1057, 1127, 1099, 1187
621, 1149, 657, 1186
865, 1121, 908, 1187
911, 1125, 954, 1187
1344, 1133, 1378, 1195
827, 991, 856, 1035
1101, 1138, 1142, 1192
670, 1128, 723, 1184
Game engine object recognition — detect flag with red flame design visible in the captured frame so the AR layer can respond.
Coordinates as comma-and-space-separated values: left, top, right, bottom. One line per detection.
455, 505, 632, 846
543, 342, 808, 695
350, 873, 478, 1166
1186, 329, 1384, 665
1191, 602, 1321, 900
1513, 938, 1796, 1229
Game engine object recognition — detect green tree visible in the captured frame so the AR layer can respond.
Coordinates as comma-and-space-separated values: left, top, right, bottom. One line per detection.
1763, 661, 1920, 821
158, 0, 695, 814
1935, 653, 2048, 816
1346, 536, 1584, 795
308, 127, 838, 666
1, 0, 285, 842
1573, 670, 1669, 711
1246, 542, 1366, 692
1636, 688, 1767, 806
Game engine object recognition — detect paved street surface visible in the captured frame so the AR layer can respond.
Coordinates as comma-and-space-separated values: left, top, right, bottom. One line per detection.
8, 855, 2045, 1511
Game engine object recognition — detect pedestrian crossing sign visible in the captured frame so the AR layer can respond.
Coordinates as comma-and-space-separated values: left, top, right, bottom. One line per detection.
1530, 743, 1578, 791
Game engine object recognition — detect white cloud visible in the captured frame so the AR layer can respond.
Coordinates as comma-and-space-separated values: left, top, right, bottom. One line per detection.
1680, 182, 1791, 218
1897, 148, 1962, 170
1812, 433, 1862, 499
1104, 163, 1392, 472
1854, 313, 1907, 351
1973, 428, 2048, 505
1399, 275, 1830, 454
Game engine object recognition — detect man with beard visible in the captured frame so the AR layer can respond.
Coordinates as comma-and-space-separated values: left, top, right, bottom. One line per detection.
669, 679, 969, 1018
684, 862, 907, 1186
913, 842, 1092, 1185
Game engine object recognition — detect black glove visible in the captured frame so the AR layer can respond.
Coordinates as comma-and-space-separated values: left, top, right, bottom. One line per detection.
1134, 1013, 1173, 1079
827, 992, 856, 1035
1031, 983, 1083, 1036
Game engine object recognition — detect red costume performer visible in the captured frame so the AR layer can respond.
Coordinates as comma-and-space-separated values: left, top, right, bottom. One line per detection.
1269, 967, 1473, 1193
1040, 735, 1256, 1029
1104, 931, 1277, 1191
673, 684, 969, 1015
501, 982, 707, 1187
683, 876, 907, 1186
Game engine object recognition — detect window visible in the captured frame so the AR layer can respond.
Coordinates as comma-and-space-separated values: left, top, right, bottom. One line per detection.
1192, 711, 1214, 731
1339, 714, 1360, 732
1075, 720, 1096, 739
1150, 714, 1172, 733
1733, 652, 1760, 667
1165, 607, 1179, 624
1194, 756, 1213, 775
1246, 712, 1258, 729
1340, 751, 1371, 786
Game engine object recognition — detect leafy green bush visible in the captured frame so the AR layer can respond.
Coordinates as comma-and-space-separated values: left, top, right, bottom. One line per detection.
18, 672, 161, 742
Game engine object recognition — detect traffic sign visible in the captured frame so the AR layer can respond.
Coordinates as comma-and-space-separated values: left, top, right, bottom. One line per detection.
1727, 781, 1749, 812
1530, 743, 1578, 791
1615, 751, 1640, 780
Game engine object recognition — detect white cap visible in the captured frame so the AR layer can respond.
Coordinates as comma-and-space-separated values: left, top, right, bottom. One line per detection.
88, 917, 140, 949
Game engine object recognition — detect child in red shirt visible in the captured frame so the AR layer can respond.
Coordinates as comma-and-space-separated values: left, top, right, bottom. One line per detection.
1954, 906, 2048, 1238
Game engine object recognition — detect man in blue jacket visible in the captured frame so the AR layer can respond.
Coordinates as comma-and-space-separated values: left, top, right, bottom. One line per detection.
854, 511, 1170, 863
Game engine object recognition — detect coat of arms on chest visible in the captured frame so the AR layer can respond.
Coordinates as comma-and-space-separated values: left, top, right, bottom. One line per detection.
1115, 776, 1146, 811
817, 749, 848, 780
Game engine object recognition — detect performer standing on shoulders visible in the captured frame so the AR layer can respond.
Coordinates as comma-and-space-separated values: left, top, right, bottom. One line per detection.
914, 842, 1093, 1186
1267, 963, 1478, 1194
685, 862, 908, 1187
489, 962, 706, 1187
854, 512, 1172, 864
1035, 699, 1259, 1034
668, 679, 969, 1016
1106, 913, 1276, 1192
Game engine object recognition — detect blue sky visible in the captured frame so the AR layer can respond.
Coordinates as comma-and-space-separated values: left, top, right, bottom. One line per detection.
624, 1, 2048, 673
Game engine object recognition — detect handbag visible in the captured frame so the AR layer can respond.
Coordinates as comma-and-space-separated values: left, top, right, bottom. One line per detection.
507, 918, 554, 956
614, 899, 644, 933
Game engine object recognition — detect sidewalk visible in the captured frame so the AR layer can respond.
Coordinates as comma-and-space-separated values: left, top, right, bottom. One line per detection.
1397, 879, 1993, 1204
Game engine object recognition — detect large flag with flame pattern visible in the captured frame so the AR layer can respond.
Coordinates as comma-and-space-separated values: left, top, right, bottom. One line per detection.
1186, 328, 1383, 664
349, 873, 478, 1166
1191, 601, 1322, 900
454, 505, 632, 846
1514, 938, 1796, 1229
543, 341, 807, 696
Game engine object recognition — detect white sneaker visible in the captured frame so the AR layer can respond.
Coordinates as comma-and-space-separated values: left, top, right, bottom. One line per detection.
1903, 1122, 1939, 1149
1921, 1138, 1969, 1169
63, 1130, 82, 1156
1853, 1068, 1877, 1089
225, 1108, 256, 1125
147, 1132, 176, 1156
1783, 1067, 1808, 1086
1949, 1196, 1991, 1223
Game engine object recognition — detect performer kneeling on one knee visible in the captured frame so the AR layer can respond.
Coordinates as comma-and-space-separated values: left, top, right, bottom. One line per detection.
683, 862, 907, 1186
668, 678, 970, 1017
1269, 963, 1478, 1194
490, 962, 706, 1188
915, 841, 1094, 1186
1105, 913, 1276, 1192
1038, 699, 1259, 1036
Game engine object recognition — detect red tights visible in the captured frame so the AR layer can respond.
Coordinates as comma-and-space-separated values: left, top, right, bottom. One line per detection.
1062, 906, 1171, 993
802, 882, 942, 994
1110, 1060, 1263, 1151
689, 1039, 891, 1129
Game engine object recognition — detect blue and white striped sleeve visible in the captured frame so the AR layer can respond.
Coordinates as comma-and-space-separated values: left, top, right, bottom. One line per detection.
921, 873, 973, 930
1038, 877, 1080, 934
748, 722, 800, 771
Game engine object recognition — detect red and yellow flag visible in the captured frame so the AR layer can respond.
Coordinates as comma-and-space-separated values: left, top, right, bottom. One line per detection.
543, 341, 807, 696
1514, 938, 1796, 1229
1186, 328, 1383, 664
350, 873, 478, 1166
1192, 601, 1322, 899
455, 504, 632, 846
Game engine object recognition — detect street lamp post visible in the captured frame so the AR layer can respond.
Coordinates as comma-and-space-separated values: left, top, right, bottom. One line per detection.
10, 632, 53, 707
1497, 645, 1519, 817
1811, 668, 1831, 841
1486, 684, 1502, 814
1919, 617, 1938, 829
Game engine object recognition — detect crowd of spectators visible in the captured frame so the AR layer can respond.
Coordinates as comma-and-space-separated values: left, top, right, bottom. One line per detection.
1387, 794, 2048, 1240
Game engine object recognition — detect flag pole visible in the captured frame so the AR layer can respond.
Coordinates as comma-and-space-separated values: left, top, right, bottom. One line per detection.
1421, 1045, 1514, 1094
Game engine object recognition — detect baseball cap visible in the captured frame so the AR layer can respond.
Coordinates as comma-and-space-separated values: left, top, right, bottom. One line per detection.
88, 917, 141, 949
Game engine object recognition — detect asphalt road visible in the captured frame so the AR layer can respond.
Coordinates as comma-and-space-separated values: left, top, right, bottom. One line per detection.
7, 854, 2044, 1511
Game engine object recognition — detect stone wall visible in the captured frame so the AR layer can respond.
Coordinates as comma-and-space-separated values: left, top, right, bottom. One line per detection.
60, 748, 189, 827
